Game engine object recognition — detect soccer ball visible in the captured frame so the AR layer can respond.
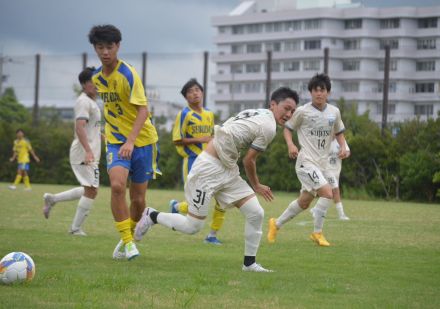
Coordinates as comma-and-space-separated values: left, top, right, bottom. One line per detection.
0, 252, 36, 284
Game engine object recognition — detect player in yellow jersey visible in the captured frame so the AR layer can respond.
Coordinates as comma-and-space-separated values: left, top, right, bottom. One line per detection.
88, 25, 160, 260
9, 129, 40, 191
169, 78, 225, 245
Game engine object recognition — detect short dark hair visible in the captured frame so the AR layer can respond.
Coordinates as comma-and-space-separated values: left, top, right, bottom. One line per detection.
270, 87, 299, 105
78, 67, 95, 85
308, 73, 331, 92
180, 78, 203, 98
88, 25, 122, 45
16, 128, 24, 134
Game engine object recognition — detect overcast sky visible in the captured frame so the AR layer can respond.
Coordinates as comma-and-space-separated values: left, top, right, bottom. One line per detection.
0, 0, 439, 108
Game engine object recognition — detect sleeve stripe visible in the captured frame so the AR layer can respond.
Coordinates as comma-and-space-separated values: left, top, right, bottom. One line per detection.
250, 144, 265, 152
118, 62, 134, 91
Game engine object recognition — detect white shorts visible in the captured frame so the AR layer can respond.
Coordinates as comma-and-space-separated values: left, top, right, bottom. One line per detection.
71, 163, 100, 188
184, 152, 254, 217
327, 169, 341, 189
296, 162, 335, 196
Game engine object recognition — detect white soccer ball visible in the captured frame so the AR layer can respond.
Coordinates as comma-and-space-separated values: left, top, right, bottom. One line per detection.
0, 252, 36, 284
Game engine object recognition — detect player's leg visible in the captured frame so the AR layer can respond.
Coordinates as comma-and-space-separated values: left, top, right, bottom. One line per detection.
70, 186, 97, 236
204, 200, 225, 245
333, 187, 349, 220
129, 181, 148, 234
22, 166, 31, 190
310, 184, 333, 246
10, 165, 24, 189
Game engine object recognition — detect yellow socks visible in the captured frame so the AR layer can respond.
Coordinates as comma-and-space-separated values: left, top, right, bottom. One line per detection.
23, 176, 31, 188
13, 174, 22, 185
115, 219, 133, 244
129, 218, 138, 235
177, 201, 189, 214
210, 203, 226, 231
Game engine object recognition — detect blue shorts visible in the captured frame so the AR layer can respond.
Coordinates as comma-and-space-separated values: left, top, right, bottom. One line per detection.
106, 143, 161, 183
17, 163, 30, 171
182, 155, 198, 183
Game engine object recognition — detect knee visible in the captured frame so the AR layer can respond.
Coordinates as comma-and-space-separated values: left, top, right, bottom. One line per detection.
111, 181, 125, 196
247, 205, 264, 223
186, 218, 204, 234
130, 195, 145, 207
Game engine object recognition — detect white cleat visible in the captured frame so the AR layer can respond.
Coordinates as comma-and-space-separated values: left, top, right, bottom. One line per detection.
112, 239, 126, 260
69, 228, 87, 236
125, 241, 139, 261
8, 185, 16, 190
339, 215, 350, 221
134, 207, 156, 241
242, 263, 274, 273
43, 193, 56, 219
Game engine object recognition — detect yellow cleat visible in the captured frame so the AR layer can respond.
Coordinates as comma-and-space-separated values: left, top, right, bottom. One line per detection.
267, 218, 278, 244
310, 232, 330, 247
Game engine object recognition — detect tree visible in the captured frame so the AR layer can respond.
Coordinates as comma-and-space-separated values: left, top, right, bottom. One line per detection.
0, 87, 30, 123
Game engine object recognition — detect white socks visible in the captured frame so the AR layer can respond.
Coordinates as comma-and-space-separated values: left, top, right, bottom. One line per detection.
313, 197, 332, 233
335, 202, 345, 217
239, 196, 264, 257
276, 200, 304, 228
53, 187, 84, 203
157, 213, 205, 235
71, 196, 94, 231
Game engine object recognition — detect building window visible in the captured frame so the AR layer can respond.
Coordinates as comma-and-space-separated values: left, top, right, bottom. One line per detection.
303, 60, 320, 71
342, 60, 360, 71
378, 60, 398, 71
342, 81, 359, 92
218, 26, 226, 34
231, 64, 243, 74
283, 61, 300, 72
304, 19, 321, 30
232, 25, 244, 35
304, 40, 321, 50
343, 39, 360, 50
344, 19, 362, 29
416, 60, 436, 71
414, 105, 434, 115
415, 82, 434, 93
284, 20, 301, 31
265, 41, 281, 52
377, 82, 397, 93
246, 43, 262, 53
247, 24, 263, 34
377, 104, 396, 115
380, 39, 399, 49
244, 82, 262, 93
245, 63, 261, 73
380, 18, 400, 29
230, 83, 242, 94
231, 44, 244, 54
265, 22, 283, 32
418, 18, 438, 29
417, 38, 436, 50
284, 40, 300, 52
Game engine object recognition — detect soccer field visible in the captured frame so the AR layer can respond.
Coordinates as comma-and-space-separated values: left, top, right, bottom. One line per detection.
1, 183, 440, 308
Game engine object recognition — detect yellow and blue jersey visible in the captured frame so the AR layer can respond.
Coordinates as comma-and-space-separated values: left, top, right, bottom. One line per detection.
13, 138, 32, 163
92, 60, 158, 147
172, 106, 214, 158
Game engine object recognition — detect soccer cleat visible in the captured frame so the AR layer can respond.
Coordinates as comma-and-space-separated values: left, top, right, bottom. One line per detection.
125, 241, 139, 261
267, 218, 278, 244
69, 228, 87, 236
134, 207, 156, 241
204, 236, 222, 245
339, 214, 350, 221
310, 232, 330, 247
169, 199, 179, 213
112, 239, 126, 260
8, 185, 16, 190
43, 193, 56, 219
242, 263, 274, 273
309, 207, 316, 218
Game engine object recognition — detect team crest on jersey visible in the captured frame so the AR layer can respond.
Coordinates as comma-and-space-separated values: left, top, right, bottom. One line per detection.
107, 152, 113, 165
327, 115, 336, 126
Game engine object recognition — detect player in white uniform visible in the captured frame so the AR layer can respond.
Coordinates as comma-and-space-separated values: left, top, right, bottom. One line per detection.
43, 67, 102, 236
135, 87, 298, 272
310, 138, 351, 220
267, 73, 348, 247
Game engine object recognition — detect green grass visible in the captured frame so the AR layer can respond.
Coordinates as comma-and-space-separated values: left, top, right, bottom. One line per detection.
1, 183, 440, 308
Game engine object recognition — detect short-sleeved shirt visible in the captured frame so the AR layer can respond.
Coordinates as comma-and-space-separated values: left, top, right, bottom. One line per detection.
92, 60, 158, 147
13, 139, 32, 163
328, 139, 350, 174
172, 106, 214, 158
69, 92, 102, 165
285, 102, 345, 169
213, 109, 277, 168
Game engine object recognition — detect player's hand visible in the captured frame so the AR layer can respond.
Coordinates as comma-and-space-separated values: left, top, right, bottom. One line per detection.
84, 151, 95, 164
118, 142, 134, 160
9, 157, 14, 162
34, 157, 40, 163
287, 144, 299, 159
338, 148, 348, 159
254, 184, 274, 202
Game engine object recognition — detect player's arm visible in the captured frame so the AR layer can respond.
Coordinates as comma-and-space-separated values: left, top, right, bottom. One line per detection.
119, 105, 148, 160
9, 151, 17, 162
174, 136, 212, 146
335, 132, 348, 159
243, 148, 274, 202
76, 119, 94, 164
29, 149, 40, 162
283, 127, 298, 159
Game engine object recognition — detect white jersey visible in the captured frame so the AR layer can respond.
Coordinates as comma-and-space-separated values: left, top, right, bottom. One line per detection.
328, 139, 350, 174
213, 109, 276, 168
285, 102, 345, 169
70, 92, 102, 164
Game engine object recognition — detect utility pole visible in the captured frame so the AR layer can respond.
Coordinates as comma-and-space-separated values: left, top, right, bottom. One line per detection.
142, 52, 147, 91
32, 54, 41, 127
202, 51, 209, 107
0, 55, 4, 97
381, 45, 390, 136
265, 50, 272, 108
323, 47, 329, 75
82, 52, 87, 69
